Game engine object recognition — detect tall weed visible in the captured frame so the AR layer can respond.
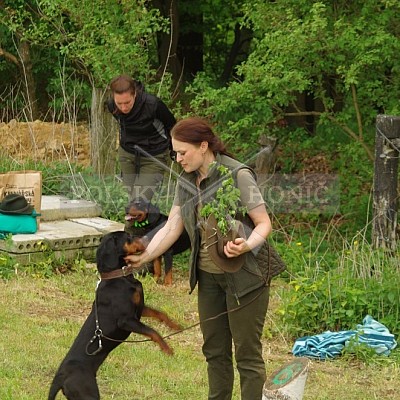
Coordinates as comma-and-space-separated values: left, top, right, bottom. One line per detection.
278, 229, 400, 338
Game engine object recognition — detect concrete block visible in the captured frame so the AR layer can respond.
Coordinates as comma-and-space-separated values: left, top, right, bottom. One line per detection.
0, 198, 125, 264
38, 220, 103, 250
41, 195, 102, 221
0, 220, 103, 254
8, 246, 98, 264
0, 233, 45, 254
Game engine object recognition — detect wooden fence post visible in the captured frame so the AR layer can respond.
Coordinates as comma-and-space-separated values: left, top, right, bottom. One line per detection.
372, 115, 400, 251
90, 87, 117, 176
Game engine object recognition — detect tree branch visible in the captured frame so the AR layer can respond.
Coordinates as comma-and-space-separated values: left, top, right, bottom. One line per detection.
284, 110, 374, 161
0, 47, 19, 66
351, 84, 363, 139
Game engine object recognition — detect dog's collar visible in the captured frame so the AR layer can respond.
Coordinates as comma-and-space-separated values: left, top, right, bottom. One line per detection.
99, 265, 135, 280
125, 217, 150, 228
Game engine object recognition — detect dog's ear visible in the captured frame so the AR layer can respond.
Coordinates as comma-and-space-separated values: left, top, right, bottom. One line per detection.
126, 197, 149, 213
124, 236, 147, 254
96, 232, 129, 272
147, 203, 159, 216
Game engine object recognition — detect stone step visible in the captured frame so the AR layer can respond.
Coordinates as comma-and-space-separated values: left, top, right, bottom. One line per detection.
40, 195, 102, 221
0, 196, 124, 264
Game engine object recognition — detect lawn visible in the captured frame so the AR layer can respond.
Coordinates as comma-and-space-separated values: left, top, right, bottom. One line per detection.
0, 267, 398, 399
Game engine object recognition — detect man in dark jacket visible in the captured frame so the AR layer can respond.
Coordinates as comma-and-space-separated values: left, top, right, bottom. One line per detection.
107, 75, 176, 201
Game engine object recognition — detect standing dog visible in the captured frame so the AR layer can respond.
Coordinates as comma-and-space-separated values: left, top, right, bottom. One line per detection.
124, 198, 191, 285
48, 231, 181, 400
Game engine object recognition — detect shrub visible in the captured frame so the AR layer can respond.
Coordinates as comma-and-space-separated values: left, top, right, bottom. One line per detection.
277, 239, 400, 338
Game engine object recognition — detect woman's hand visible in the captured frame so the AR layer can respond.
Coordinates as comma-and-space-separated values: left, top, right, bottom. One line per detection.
124, 253, 146, 268
223, 237, 251, 258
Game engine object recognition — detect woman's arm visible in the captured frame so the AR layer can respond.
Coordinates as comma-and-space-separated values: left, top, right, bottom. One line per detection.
156, 99, 176, 131
224, 203, 272, 258
125, 205, 185, 267
224, 168, 272, 258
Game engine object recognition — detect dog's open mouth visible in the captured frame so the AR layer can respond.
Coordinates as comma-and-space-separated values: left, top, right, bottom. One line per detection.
125, 215, 138, 221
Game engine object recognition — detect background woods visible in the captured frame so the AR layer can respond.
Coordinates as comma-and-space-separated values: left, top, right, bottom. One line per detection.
1, 0, 399, 234
1, 1, 400, 139
0, 3, 399, 398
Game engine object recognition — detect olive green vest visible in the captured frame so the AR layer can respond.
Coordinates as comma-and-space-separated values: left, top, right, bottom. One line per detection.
177, 153, 269, 301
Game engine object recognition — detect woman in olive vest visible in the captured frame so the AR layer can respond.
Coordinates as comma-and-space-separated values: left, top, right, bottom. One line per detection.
125, 117, 272, 400
107, 75, 176, 202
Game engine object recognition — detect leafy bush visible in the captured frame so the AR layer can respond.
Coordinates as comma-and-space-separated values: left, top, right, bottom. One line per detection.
59, 172, 128, 221
332, 140, 374, 233
0, 151, 87, 195
0, 250, 18, 279
277, 240, 400, 338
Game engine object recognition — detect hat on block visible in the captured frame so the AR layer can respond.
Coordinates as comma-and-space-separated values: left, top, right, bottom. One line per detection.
0, 193, 34, 215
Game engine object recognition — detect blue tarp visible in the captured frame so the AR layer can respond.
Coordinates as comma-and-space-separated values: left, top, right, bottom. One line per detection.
292, 315, 397, 359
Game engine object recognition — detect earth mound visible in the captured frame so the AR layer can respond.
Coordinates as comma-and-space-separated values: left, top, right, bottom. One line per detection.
0, 120, 91, 166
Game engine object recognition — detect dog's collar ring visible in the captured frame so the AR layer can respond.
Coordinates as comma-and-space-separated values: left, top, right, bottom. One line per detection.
86, 329, 103, 356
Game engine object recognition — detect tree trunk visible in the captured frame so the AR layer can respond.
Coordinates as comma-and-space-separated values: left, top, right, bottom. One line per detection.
90, 88, 117, 177
177, 7, 203, 78
372, 114, 400, 251
18, 38, 39, 120
153, 0, 181, 84
220, 24, 252, 84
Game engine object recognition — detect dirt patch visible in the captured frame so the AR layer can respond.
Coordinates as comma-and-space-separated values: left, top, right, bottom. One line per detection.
0, 119, 91, 167
1, 120, 333, 174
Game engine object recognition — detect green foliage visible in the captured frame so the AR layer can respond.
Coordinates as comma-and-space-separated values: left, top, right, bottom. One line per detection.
0, 242, 88, 280
272, 122, 373, 236
0, 151, 87, 196
333, 140, 374, 232
21, 251, 89, 279
188, 0, 249, 82
61, 172, 128, 222
0, 251, 18, 280
342, 336, 385, 365
0, 0, 175, 120
46, 69, 92, 120
187, 0, 400, 162
342, 337, 400, 366
186, 74, 276, 154
278, 240, 400, 339
243, 0, 400, 119
199, 164, 247, 235
3, 0, 170, 86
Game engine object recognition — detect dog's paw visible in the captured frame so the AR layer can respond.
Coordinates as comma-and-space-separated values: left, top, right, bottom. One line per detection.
168, 321, 183, 331
161, 343, 174, 356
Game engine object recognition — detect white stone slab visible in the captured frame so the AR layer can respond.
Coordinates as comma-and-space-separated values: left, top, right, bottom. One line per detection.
69, 217, 124, 233
40, 195, 102, 221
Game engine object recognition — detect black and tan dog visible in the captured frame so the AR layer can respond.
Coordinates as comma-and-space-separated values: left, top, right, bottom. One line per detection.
124, 198, 191, 285
48, 231, 181, 400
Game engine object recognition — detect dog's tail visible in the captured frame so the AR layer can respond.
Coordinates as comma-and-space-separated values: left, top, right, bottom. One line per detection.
48, 376, 62, 400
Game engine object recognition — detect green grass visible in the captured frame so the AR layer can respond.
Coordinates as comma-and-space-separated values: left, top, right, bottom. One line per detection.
0, 267, 399, 399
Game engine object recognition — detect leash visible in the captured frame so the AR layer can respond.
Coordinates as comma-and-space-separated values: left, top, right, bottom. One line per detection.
101, 286, 267, 344
86, 273, 268, 353
86, 280, 104, 356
